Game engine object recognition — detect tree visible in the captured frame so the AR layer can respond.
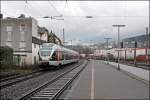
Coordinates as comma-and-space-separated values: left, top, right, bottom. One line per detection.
0, 46, 13, 65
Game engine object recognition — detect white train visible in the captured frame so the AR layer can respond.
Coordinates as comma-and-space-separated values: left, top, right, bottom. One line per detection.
38, 43, 79, 67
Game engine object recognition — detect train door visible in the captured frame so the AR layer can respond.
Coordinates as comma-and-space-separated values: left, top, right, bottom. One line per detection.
56, 49, 62, 65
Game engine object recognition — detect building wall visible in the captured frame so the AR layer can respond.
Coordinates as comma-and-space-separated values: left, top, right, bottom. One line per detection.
32, 43, 40, 65
0, 18, 33, 51
41, 32, 48, 41
0, 17, 48, 66
25, 52, 32, 65
32, 18, 38, 39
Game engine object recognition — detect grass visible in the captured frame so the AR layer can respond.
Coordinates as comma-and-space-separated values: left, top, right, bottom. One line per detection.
0, 63, 41, 77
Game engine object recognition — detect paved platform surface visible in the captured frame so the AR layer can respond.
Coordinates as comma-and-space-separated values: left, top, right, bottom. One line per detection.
64, 60, 149, 99
107, 61, 149, 82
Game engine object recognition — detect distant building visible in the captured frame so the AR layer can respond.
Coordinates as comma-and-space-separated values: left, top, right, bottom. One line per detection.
0, 14, 48, 66
38, 26, 49, 41
94, 49, 107, 56
48, 30, 62, 45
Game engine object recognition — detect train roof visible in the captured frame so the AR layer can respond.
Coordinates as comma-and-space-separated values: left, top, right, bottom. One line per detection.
41, 43, 79, 55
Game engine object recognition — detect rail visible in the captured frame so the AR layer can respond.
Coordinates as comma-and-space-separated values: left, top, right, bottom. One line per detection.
19, 60, 88, 100
0, 69, 47, 89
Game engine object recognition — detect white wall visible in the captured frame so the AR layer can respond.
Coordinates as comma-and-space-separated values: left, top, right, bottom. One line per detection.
32, 18, 38, 38
32, 43, 40, 65
25, 53, 32, 65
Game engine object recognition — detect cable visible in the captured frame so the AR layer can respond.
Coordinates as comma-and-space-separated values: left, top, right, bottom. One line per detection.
24, 1, 43, 17
61, 0, 68, 16
48, 0, 62, 16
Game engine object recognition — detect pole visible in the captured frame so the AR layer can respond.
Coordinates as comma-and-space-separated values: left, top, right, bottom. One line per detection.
147, 27, 150, 67
90, 40, 92, 59
104, 38, 112, 64
71, 40, 72, 49
134, 41, 137, 66
125, 49, 126, 62
118, 27, 120, 70
112, 24, 125, 70
148, 27, 150, 66
63, 28, 65, 45
146, 27, 149, 66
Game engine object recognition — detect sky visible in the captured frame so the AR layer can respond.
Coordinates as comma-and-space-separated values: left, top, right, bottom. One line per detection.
1, 1, 149, 45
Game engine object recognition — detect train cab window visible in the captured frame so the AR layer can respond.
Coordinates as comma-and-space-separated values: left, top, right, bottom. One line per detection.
51, 51, 57, 61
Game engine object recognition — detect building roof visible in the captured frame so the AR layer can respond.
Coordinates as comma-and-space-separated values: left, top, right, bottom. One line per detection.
38, 26, 49, 34
32, 37, 47, 45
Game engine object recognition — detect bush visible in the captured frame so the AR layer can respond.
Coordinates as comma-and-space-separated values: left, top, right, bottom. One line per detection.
0, 46, 13, 65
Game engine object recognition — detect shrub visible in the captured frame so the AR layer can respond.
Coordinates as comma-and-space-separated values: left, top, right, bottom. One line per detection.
0, 46, 13, 65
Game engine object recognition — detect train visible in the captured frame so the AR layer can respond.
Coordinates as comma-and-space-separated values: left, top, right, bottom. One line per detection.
38, 43, 79, 67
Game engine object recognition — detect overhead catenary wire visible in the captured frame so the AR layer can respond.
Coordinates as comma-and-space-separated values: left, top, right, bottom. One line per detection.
24, 0, 44, 17
61, 0, 68, 16
48, 0, 62, 17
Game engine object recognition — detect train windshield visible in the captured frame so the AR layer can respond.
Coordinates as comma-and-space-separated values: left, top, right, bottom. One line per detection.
42, 43, 54, 49
41, 46, 53, 50
40, 51, 51, 56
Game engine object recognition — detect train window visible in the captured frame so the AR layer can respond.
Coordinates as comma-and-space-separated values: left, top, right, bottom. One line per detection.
51, 51, 57, 61
40, 51, 51, 56
63, 51, 68, 60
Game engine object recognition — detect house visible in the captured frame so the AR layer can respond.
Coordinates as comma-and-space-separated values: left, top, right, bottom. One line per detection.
0, 14, 48, 66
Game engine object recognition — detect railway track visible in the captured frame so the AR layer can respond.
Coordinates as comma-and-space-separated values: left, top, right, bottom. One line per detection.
0, 72, 19, 81
19, 60, 88, 100
0, 69, 44, 82
0, 69, 47, 89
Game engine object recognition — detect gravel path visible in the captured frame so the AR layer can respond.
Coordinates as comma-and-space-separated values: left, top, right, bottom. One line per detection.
0, 62, 82, 100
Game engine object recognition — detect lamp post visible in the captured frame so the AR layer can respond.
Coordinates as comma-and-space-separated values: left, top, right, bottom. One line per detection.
112, 24, 126, 70
62, 28, 65, 45
124, 42, 128, 63
70, 40, 72, 49
131, 41, 137, 66
104, 38, 112, 64
146, 27, 149, 66
90, 40, 93, 59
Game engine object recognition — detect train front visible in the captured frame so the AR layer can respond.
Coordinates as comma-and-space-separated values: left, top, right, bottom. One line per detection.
38, 43, 57, 67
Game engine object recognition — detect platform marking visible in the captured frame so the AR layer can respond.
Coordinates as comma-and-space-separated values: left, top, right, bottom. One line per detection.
90, 60, 95, 100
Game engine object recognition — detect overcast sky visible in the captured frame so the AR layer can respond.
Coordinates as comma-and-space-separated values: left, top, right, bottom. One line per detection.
1, 1, 149, 45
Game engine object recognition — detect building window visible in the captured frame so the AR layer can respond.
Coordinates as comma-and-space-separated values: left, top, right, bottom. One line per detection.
6, 26, 13, 41
34, 43, 36, 48
6, 31, 12, 41
6, 42, 12, 47
20, 24, 25, 31
7, 26, 13, 32
20, 42, 26, 49
20, 24, 25, 42
20, 31, 25, 41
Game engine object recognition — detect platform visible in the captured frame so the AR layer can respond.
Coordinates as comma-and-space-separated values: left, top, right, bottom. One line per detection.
107, 61, 149, 82
64, 60, 149, 99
